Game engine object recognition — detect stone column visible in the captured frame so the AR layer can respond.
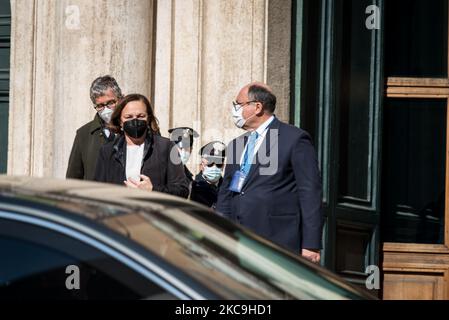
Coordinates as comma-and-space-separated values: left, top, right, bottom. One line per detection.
8, 0, 155, 177
154, 0, 292, 172
266, 0, 292, 123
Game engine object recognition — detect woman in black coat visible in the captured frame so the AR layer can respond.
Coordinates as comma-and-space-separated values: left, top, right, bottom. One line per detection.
94, 93, 189, 198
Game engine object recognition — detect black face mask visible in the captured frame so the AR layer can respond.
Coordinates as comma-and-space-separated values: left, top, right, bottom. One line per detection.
123, 119, 148, 138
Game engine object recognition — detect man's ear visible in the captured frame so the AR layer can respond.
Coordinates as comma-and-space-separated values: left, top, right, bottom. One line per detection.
255, 102, 264, 115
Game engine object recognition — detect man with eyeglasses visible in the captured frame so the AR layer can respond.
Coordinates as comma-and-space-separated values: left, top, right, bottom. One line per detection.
66, 75, 123, 180
216, 82, 323, 263
190, 141, 226, 209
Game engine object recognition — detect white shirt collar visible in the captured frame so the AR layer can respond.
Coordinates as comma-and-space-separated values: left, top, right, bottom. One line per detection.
254, 115, 275, 136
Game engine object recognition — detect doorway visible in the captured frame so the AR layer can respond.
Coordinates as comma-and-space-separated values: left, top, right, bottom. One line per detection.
381, 0, 449, 300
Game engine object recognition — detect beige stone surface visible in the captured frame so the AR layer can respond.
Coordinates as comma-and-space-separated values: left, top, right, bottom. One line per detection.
8, 0, 154, 177
154, 0, 291, 173
267, 0, 292, 123
8, 0, 35, 176
8, 0, 292, 178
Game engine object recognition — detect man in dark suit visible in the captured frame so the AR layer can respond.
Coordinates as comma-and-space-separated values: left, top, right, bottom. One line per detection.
66, 75, 123, 180
216, 82, 323, 263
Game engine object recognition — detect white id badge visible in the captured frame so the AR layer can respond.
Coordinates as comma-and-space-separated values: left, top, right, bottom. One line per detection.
229, 171, 246, 193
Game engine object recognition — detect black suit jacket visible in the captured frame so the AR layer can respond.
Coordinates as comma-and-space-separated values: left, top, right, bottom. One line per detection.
190, 173, 223, 209
94, 132, 189, 198
216, 117, 323, 253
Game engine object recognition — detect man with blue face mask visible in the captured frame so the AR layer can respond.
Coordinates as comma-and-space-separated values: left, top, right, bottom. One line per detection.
190, 141, 226, 209
168, 127, 199, 183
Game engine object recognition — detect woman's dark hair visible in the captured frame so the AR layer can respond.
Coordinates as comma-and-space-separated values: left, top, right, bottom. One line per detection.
109, 94, 161, 135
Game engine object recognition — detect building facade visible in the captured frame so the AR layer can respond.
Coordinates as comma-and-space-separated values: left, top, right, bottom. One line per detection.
1, 0, 448, 299
5, 0, 292, 178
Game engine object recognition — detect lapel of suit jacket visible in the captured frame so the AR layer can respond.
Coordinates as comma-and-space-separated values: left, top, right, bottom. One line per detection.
242, 117, 281, 190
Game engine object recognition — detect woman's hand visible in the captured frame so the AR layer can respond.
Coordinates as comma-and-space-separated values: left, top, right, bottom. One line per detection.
124, 174, 153, 192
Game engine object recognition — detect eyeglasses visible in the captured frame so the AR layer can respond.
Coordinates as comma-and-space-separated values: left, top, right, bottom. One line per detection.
94, 99, 117, 111
232, 100, 257, 112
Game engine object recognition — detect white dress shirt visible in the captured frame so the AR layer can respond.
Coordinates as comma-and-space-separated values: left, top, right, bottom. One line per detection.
126, 143, 145, 181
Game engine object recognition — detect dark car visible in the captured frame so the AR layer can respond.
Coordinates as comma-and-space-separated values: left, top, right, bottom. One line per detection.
0, 176, 373, 300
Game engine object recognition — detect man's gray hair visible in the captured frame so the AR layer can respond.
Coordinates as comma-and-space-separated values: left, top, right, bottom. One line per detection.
89, 75, 123, 104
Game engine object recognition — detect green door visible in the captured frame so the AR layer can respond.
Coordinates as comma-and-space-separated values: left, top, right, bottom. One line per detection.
293, 0, 384, 295
0, 0, 10, 174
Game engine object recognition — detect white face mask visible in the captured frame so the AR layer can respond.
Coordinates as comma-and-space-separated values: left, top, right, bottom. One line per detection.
180, 149, 191, 165
232, 105, 246, 128
232, 104, 257, 129
98, 107, 113, 124
202, 165, 222, 183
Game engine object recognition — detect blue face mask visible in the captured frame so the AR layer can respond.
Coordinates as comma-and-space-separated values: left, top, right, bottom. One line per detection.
202, 165, 222, 183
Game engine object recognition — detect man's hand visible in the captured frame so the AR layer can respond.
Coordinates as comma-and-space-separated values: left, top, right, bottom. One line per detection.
302, 248, 321, 264
124, 174, 153, 192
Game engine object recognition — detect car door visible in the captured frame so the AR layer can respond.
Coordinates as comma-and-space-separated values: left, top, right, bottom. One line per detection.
0, 213, 181, 299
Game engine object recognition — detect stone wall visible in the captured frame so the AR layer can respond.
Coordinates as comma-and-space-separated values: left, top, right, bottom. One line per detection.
8, 0, 155, 177
154, 0, 292, 171
8, 0, 291, 177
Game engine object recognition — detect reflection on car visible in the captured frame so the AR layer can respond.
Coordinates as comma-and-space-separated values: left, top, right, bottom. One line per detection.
0, 176, 374, 300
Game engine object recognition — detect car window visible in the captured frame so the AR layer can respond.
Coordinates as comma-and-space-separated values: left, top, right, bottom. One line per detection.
103, 206, 367, 299
0, 218, 177, 300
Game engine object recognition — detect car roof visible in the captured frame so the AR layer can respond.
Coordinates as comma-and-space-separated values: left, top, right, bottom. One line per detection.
0, 175, 195, 217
